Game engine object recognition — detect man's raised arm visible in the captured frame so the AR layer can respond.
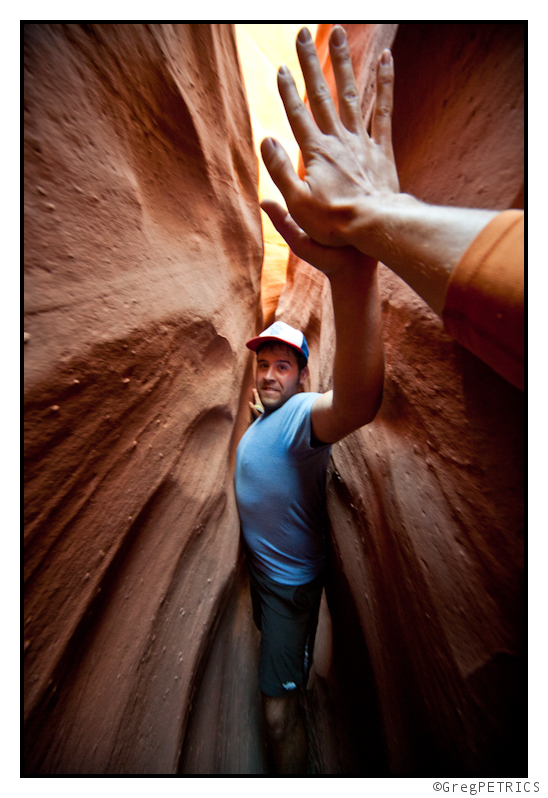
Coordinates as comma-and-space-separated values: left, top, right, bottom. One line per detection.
260, 26, 390, 443
262, 203, 384, 443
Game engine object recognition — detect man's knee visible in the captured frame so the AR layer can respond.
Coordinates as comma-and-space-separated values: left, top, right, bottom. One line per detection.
262, 693, 300, 741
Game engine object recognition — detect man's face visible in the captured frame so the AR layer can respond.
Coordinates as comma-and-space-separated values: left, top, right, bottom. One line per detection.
256, 344, 307, 413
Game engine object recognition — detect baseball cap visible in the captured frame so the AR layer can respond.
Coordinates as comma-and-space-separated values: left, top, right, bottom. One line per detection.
246, 320, 309, 363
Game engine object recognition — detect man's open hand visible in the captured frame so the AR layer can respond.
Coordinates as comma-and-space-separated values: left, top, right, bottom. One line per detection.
260, 25, 399, 251
260, 198, 377, 278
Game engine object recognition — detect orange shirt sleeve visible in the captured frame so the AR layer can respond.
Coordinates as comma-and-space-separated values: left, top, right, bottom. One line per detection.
442, 210, 524, 390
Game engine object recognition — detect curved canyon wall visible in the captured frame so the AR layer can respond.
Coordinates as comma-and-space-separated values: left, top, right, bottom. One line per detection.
276, 23, 524, 774
24, 23, 264, 774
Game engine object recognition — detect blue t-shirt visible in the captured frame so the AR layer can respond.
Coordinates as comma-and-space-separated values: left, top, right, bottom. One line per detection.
234, 392, 332, 586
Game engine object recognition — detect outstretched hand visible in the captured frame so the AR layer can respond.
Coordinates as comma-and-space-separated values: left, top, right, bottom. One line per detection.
261, 198, 376, 277
261, 25, 399, 252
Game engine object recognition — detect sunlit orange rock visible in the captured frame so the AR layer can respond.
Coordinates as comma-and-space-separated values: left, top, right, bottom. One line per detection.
235, 24, 317, 326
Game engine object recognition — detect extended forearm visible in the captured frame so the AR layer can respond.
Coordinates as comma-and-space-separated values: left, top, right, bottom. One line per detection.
352, 195, 498, 316
328, 260, 384, 431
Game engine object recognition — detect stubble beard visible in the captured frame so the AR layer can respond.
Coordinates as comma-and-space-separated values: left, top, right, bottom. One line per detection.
258, 382, 298, 413
258, 385, 283, 412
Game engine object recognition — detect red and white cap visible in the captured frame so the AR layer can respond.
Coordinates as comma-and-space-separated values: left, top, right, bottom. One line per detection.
246, 320, 309, 362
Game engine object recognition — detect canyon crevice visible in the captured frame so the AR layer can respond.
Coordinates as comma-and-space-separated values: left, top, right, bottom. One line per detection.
24, 23, 524, 775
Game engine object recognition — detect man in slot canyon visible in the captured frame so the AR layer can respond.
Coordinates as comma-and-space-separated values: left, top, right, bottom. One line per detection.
235, 310, 383, 772
233, 29, 388, 773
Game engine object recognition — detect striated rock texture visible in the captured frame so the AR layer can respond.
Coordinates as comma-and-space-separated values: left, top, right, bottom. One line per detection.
24, 23, 263, 774
276, 22, 524, 774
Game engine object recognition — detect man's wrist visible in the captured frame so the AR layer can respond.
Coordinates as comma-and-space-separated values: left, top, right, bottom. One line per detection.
348, 192, 422, 261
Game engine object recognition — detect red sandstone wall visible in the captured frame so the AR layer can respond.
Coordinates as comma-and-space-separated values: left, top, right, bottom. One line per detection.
24, 23, 263, 774
277, 22, 524, 774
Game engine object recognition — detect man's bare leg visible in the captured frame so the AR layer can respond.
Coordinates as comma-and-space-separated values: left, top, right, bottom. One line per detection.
262, 692, 308, 774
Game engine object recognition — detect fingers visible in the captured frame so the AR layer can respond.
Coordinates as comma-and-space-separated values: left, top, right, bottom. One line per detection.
295, 27, 340, 135
329, 25, 363, 134
260, 137, 307, 208
261, 200, 339, 272
260, 200, 311, 254
276, 63, 321, 151
370, 49, 395, 158
249, 389, 263, 418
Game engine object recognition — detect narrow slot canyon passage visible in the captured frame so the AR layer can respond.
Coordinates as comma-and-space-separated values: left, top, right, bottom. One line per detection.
24, 23, 524, 776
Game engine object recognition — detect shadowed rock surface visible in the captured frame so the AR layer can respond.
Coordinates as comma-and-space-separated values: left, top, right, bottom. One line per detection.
24, 23, 524, 775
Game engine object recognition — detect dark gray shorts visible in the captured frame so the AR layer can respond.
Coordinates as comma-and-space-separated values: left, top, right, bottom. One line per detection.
248, 561, 323, 698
